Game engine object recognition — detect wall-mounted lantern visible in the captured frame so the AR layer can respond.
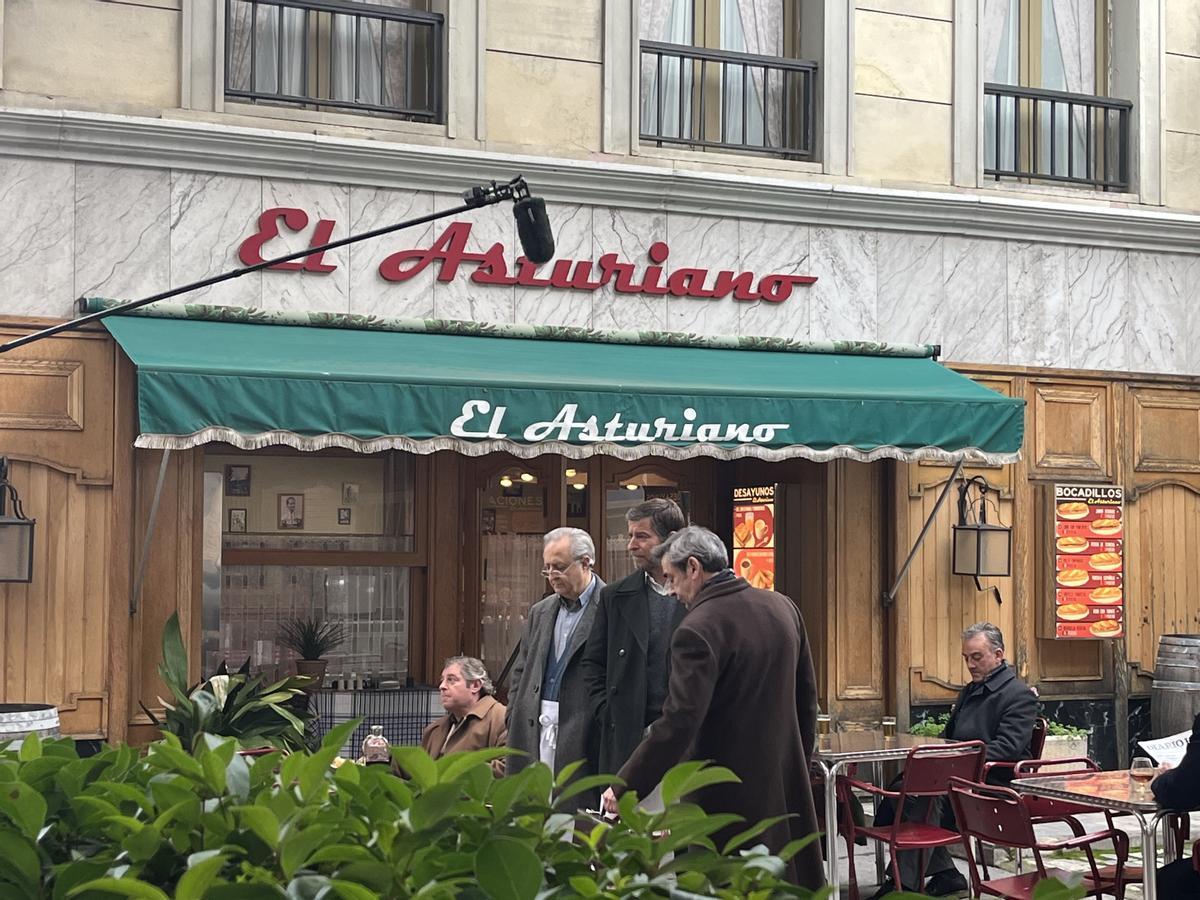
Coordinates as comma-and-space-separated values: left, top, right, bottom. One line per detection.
952, 475, 1011, 579
0, 458, 35, 583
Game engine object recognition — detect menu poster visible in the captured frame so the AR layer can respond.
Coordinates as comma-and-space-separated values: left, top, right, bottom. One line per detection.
1053, 483, 1124, 640
733, 485, 776, 592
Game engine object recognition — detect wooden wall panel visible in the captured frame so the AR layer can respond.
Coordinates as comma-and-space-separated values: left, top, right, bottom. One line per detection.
0, 461, 112, 737
1124, 482, 1200, 686
1131, 388, 1200, 477
832, 461, 885, 705
1030, 382, 1110, 478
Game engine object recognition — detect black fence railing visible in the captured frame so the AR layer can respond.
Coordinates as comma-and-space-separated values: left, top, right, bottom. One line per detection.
640, 41, 817, 159
308, 687, 441, 757
225, 0, 443, 121
983, 82, 1132, 191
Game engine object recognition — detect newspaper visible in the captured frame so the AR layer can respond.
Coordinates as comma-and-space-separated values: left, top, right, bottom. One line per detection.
1137, 730, 1193, 767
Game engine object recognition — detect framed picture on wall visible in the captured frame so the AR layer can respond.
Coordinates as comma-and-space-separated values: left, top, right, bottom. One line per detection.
337, 508, 352, 525
342, 483, 359, 504
228, 508, 247, 533
224, 464, 251, 496
278, 493, 305, 529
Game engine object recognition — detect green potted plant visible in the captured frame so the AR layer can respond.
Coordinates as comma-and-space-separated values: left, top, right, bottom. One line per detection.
909, 712, 1091, 759
278, 616, 347, 686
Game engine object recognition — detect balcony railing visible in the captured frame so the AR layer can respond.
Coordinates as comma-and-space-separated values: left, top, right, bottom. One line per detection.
983, 83, 1132, 191
225, 0, 443, 121
640, 41, 817, 160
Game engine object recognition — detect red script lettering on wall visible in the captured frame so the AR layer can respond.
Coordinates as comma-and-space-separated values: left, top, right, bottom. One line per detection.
237, 210, 818, 301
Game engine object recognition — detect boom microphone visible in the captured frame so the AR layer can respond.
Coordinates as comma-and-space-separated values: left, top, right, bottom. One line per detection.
513, 196, 555, 264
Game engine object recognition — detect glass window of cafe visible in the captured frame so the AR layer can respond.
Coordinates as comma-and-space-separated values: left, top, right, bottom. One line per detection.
200, 449, 417, 686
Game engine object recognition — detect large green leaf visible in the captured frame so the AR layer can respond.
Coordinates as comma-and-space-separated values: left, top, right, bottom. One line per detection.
659, 761, 740, 806
0, 830, 40, 888
174, 853, 229, 900
68, 877, 172, 899
159, 612, 190, 699
0, 780, 48, 838
474, 837, 542, 900
390, 747, 437, 790
279, 824, 335, 879
1031, 879, 1087, 900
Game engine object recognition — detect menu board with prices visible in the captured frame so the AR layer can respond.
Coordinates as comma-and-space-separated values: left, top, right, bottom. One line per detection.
1053, 484, 1124, 640
732, 485, 776, 592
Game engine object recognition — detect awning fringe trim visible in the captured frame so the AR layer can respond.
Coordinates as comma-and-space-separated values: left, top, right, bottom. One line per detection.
133, 428, 1020, 465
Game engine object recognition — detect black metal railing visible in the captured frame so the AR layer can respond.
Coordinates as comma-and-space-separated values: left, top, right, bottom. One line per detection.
225, 0, 443, 121
640, 41, 817, 159
983, 83, 1132, 191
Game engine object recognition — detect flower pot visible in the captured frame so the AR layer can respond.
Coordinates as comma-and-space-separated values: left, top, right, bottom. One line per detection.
1041, 732, 1090, 761
295, 658, 328, 690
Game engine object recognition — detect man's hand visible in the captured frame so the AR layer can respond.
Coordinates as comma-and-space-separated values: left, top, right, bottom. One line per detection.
601, 787, 619, 817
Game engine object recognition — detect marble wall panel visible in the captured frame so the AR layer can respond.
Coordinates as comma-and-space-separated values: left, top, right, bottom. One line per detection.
75, 164, 170, 304
431, 192, 515, 324
348, 188, 435, 320
737, 220, 811, 340
0, 159, 75, 318
591, 208, 668, 332
514, 203, 593, 327
259, 180, 350, 313
876, 232, 944, 346
664, 214, 742, 336
941, 237, 1008, 364
1066, 247, 1130, 371
805, 227, 876, 343
1007, 242, 1069, 368
1128, 251, 1197, 375
170, 172, 263, 308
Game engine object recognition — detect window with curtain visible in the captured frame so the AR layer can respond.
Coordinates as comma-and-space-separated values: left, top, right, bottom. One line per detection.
982, 0, 1123, 188
639, 0, 813, 158
225, 0, 444, 121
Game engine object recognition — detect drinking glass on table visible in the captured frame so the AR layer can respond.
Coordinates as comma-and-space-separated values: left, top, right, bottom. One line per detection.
1130, 756, 1156, 794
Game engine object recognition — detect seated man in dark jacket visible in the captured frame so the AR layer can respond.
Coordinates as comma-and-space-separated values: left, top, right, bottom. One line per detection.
869, 622, 1036, 899
1154, 712, 1200, 898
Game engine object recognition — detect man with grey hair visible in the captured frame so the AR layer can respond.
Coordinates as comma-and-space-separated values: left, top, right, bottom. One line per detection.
400, 655, 508, 777
506, 527, 604, 801
868, 622, 1036, 897
600, 525, 825, 889
582, 498, 687, 778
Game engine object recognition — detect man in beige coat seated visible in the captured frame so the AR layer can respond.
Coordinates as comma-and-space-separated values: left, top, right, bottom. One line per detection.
395, 656, 508, 776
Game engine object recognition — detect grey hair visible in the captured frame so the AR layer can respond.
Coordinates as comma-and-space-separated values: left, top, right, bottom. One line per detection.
655, 525, 729, 573
444, 656, 494, 696
962, 622, 1005, 653
543, 526, 595, 564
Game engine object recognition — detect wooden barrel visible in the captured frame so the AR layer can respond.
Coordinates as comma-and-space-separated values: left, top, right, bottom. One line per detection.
1152, 635, 1200, 737
0, 703, 60, 749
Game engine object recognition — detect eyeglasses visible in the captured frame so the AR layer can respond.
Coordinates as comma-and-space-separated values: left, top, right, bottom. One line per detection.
541, 559, 586, 577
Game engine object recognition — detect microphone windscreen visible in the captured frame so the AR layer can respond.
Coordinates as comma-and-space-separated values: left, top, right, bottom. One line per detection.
513, 196, 555, 264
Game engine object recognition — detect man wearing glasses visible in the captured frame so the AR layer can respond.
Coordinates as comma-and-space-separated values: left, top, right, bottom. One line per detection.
506, 527, 604, 802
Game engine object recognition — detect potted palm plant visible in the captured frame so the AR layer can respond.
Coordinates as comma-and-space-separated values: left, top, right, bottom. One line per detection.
278, 617, 346, 687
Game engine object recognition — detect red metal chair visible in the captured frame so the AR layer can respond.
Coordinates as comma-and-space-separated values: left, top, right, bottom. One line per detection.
842, 740, 986, 897
982, 717, 1049, 783
948, 776, 1128, 899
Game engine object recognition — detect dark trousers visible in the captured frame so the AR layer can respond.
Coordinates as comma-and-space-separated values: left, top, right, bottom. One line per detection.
872, 791, 956, 888
1158, 859, 1200, 899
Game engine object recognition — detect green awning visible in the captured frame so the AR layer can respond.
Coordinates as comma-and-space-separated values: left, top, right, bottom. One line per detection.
104, 314, 1024, 464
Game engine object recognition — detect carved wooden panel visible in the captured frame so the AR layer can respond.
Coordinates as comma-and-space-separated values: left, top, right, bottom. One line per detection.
1031, 382, 1109, 476
1131, 388, 1200, 474
0, 461, 113, 738
0, 327, 114, 484
0, 359, 83, 429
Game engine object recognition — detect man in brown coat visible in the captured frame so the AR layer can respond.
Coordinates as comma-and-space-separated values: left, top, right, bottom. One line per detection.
409, 656, 508, 777
601, 525, 825, 889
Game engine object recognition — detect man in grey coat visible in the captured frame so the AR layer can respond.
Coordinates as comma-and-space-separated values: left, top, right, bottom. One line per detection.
506, 527, 604, 806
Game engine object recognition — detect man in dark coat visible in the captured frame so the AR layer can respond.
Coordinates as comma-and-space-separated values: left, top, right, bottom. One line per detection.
869, 622, 1036, 898
506, 527, 604, 807
600, 525, 825, 890
1153, 712, 1200, 897
581, 498, 687, 781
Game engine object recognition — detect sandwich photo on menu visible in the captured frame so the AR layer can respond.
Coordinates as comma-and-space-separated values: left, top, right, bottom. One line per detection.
1057, 501, 1089, 520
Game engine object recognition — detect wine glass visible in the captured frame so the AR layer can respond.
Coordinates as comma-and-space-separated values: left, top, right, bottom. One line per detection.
1130, 756, 1156, 795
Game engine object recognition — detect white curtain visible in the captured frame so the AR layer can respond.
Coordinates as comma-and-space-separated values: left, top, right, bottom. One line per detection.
1042, 0, 1094, 179
723, 0, 781, 147
331, 12, 384, 105
983, 0, 1019, 173
639, 0, 693, 139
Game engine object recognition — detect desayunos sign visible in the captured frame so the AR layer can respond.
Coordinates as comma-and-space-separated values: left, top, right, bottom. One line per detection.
239, 209, 818, 304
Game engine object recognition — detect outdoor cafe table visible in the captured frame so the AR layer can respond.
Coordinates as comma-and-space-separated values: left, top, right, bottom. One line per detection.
811, 731, 953, 893
1013, 770, 1183, 900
